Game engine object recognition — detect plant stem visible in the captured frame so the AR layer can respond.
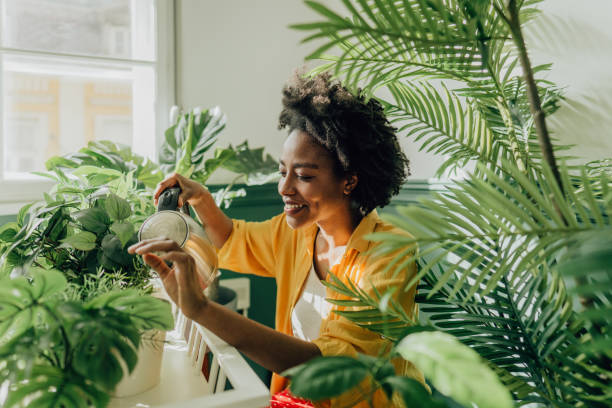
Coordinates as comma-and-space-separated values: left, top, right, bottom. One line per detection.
506, 0, 562, 193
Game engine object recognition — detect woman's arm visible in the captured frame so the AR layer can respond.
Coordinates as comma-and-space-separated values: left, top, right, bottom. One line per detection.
129, 239, 321, 374
154, 173, 233, 248
194, 299, 321, 373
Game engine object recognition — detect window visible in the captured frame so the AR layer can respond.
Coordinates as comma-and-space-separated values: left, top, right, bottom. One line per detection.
0, 0, 174, 211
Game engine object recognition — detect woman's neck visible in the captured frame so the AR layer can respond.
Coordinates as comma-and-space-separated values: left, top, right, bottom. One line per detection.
313, 210, 362, 279
316, 208, 362, 249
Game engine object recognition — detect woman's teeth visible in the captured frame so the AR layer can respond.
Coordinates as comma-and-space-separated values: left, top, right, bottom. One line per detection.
285, 204, 304, 209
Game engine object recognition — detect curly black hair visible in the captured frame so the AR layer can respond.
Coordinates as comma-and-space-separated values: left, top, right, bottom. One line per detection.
278, 72, 410, 215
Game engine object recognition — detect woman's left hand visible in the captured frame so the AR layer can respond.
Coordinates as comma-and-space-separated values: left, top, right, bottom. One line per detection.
128, 239, 208, 320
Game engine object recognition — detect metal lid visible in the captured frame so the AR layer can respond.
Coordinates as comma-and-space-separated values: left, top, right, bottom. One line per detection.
138, 211, 189, 247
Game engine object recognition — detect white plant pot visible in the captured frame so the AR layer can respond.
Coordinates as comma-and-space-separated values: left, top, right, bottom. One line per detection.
113, 329, 166, 398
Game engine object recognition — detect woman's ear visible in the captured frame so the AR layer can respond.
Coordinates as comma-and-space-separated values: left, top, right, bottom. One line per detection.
343, 174, 358, 196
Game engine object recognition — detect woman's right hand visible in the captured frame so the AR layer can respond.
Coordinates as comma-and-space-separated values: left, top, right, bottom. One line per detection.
154, 173, 210, 208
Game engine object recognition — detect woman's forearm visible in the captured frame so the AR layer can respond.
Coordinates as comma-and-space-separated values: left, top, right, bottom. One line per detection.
191, 192, 234, 249
191, 301, 321, 374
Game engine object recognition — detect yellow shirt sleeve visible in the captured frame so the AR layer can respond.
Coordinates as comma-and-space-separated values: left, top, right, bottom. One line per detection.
216, 214, 287, 278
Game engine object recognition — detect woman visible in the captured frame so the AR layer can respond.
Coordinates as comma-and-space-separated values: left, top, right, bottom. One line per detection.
129, 72, 424, 407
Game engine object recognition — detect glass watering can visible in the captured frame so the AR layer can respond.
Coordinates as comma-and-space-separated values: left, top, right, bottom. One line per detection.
138, 187, 219, 290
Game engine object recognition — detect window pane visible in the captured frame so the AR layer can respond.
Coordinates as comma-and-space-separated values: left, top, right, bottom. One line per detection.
1, 0, 155, 60
2, 56, 139, 178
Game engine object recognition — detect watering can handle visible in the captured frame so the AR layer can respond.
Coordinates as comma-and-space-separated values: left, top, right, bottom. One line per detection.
157, 187, 191, 215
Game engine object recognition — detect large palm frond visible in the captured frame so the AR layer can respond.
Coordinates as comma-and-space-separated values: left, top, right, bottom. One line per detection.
320, 243, 611, 406
417, 259, 610, 407
292, 0, 525, 94
370, 162, 611, 302
383, 81, 497, 176
295, 0, 573, 178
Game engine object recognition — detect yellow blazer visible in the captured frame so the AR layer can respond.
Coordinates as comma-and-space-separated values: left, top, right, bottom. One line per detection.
217, 210, 425, 407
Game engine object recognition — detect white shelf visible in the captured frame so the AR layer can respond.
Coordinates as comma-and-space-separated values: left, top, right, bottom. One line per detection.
109, 295, 270, 408
109, 330, 209, 407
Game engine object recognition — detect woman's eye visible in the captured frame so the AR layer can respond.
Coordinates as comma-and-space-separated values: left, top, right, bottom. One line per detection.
297, 175, 313, 181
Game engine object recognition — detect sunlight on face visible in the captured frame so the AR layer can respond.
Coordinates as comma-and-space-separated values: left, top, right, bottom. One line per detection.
278, 130, 350, 230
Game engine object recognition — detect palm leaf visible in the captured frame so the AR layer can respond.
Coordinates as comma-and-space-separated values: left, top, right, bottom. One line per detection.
296, 0, 573, 178
322, 272, 416, 341
417, 260, 609, 407
371, 161, 611, 302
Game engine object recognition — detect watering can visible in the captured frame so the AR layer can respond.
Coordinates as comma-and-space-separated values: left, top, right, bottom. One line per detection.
138, 187, 219, 291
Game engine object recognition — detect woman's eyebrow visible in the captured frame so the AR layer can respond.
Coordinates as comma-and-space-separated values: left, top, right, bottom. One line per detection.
279, 160, 319, 169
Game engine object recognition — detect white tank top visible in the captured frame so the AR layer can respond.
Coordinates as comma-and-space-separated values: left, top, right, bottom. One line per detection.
291, 264, 332, 341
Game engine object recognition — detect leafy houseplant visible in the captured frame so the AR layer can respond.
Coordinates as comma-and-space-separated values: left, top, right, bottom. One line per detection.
159, 105, 278, 208
284, 1, 611, 407
0, 269, 173, 407
0, 105, 279, 405
0, 177, 153, 292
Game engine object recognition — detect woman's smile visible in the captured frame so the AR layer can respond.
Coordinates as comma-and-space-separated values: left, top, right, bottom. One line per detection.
284, 201, 307, 215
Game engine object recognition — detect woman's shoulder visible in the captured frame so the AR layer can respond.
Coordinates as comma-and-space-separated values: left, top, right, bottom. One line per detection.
370, 210, 415, 239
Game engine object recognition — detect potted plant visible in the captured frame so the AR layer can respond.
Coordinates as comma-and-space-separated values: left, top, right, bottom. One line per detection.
282, 1, 611, 407
0, 268, 173, 407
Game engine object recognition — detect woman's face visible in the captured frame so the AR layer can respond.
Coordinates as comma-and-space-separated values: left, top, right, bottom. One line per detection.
278, 130, 353, 230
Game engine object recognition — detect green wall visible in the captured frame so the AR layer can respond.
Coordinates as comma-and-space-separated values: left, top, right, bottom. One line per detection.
0, 180, 440, 387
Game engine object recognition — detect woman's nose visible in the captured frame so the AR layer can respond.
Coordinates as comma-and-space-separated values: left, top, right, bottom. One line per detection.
278, 174, 294, 196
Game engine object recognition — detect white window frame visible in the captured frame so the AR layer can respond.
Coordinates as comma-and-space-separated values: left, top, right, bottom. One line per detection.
0, 0, 175, 215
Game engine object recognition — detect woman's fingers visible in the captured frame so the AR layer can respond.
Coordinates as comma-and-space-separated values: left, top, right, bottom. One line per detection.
162, 251, 198, 286
128, 238, 181, 254
142, 253, 173, 278
153, 173, 183, 204
161, 251, 207, 317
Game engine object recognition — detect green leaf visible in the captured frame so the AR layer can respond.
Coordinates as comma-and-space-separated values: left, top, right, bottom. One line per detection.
87, 289, 174, 331
283, 356, 369, 401
396, 331, 513, 408
110, 221, 135, 247
61, 301, 140, 392
4, 365, 110, 408
100, 234, 133, 266
0, 222, 20, 242
61, 231, 97, 251
220, 141, 279, 185
105, 193, 132, 221
29, 268, 67, 300
72, 165, 123, 179
0, 308, 33, 346
72, 208, 110, 234
382, 377, 446, 408
201, 147, 237, 182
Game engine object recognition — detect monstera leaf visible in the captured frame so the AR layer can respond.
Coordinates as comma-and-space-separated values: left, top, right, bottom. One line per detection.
0, 269, 66, 346
0, 270, 174, 407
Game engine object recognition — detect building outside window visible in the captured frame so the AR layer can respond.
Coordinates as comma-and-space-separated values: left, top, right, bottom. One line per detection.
0, 0, 174, 211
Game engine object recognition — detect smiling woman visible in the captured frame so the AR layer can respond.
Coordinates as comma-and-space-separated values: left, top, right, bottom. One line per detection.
129, 71, 423, 408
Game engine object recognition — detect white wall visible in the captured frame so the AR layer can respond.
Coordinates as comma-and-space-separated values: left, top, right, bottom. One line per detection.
175, 0, 442, 182
525, 0, 612, 163
176, 0, 612, 184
